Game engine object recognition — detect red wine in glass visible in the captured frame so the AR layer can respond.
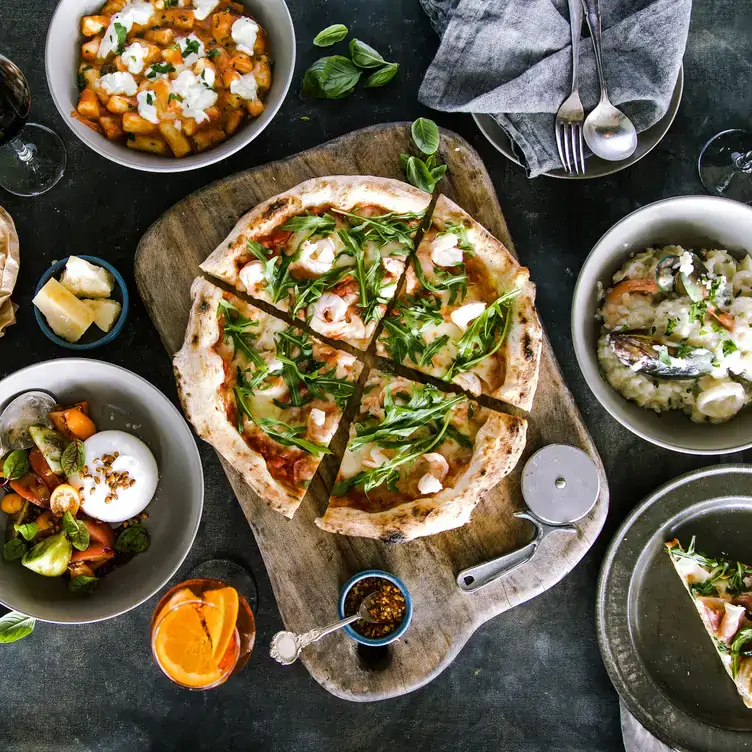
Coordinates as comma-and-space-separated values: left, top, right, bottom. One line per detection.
0, 54, 66, 197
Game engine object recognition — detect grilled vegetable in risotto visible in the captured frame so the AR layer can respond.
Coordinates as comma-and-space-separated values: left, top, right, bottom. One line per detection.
597, 245, 752, 422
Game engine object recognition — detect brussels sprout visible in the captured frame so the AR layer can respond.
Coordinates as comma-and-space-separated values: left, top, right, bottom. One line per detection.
28, 426, 67, 476
21, 532, 72, 577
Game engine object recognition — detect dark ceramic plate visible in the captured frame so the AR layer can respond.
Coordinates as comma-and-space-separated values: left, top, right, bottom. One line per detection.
473, 68, 683, 179
597, 465, 752, 752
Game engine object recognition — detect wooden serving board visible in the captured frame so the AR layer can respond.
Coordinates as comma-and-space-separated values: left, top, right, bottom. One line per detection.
135, 123, 609, 702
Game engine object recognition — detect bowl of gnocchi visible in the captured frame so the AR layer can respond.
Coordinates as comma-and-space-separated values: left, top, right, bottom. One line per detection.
572, 195, 752, 455
45, 0, 295, 171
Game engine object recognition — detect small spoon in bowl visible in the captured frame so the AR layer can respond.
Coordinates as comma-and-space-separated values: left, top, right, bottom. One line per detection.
0, 390, 57, 456
581, 0, 637, 162
270, 592, 381, 666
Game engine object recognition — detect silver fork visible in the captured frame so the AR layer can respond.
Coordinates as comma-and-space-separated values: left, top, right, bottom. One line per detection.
555, 0, 586, 175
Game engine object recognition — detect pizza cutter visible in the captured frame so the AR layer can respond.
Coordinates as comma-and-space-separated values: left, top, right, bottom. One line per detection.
456, 444, 600, 593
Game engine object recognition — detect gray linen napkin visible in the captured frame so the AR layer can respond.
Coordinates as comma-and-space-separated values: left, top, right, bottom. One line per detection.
418, 0, 691, 177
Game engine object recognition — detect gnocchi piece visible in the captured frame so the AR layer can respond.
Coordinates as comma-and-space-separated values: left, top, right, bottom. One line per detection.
144, 28, 174, 46
153, 9, 195, 30
247, 98, 264, 117
229, 52, 253, 74
253, 55, 271, 93
100, 114, 125, 141
224, 108, 244, 135
122, 111, 159, 134
127, 134, 171, 155
158, 121, 192, 157
106, 95, 137, 113
191, 128, 226, 152
77, 88, 101, 119
81, 15, 109, 36
81, 36, 102, 61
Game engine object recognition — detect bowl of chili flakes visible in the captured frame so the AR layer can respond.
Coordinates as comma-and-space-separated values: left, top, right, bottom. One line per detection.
339, 569, 412, 647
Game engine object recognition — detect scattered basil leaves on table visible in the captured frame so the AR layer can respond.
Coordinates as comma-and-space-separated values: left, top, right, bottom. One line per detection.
3, 450, 28, 481
69, 575, 99, 595
3, 538, 26, 561
115, 525, 150, 555
365, 63, 399, 88
301, 56, 362, 99
62, 511, 90, 552
349, 39, 386, 68
0, 611, 36, 643
401, 118, 447, 194
61, 439, 85, 477
14, 522, 38, 542
314, 24, 348, 47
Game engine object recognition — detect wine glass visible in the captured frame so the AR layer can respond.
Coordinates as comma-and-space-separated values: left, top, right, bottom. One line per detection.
0, 54, 66, 197
698, 129, 752, 204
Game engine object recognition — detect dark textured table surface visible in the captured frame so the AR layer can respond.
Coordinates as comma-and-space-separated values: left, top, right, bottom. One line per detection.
1, 1, 750, 750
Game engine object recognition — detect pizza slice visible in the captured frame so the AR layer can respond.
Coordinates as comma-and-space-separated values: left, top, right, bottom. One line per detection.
316, 368, 527, 541
375, 195, 542, 410
174, 278, 363, 518
200, 176, 431, 350
666, 537, 752, 708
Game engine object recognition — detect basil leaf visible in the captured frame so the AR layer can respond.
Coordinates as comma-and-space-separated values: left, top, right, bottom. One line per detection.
115, 525, 150, 555
405, 156, 436, 193
411, 118, 440, 155
69, 575, 99, 595
62, 511, 90, 552
399, 153, 409, 172
3, 450, 28, 481
3, 538, 27, 561
14, 522, 38, 542
365, 62, 399, 88
0, 611, 35, 643
430, 164, 448, 182
61, 439, 85, 478
301, 56, 361, 99
349, 39, 386, 68
313, 24, 348, 47
207, 47, 221, 58
114, 22, 128, 53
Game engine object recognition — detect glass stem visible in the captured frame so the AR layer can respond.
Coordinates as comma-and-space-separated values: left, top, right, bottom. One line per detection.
8, 136, 34, 163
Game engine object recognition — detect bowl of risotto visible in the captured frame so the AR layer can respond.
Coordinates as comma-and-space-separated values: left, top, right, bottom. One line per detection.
572, 196, 752, 454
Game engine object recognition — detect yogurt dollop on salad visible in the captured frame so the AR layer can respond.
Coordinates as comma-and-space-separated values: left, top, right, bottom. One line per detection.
0, 398, 156, 594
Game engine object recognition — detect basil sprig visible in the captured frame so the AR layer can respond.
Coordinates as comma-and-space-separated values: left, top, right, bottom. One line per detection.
349, 39, 386, 68
401, 118, 447, 194
62, 511, 90, 552
0, 611, 36, 643
3, 538, 26, 561
314, 24, 348, 47
302, 56, 361, 99
115, 525, 150, 554
3, 450, 28, 481
365, 63, 399, 88
14, 522, 38, 542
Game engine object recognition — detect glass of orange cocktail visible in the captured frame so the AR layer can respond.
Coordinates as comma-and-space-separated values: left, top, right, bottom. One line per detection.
151, 577, 256, 690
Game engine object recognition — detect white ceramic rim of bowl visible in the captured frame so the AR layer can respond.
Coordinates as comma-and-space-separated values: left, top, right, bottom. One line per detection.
44, 0, 295, 173
0, 358, 204, 623
571, 195, 752, 455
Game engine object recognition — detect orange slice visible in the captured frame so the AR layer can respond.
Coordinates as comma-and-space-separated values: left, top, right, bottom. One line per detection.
155, 586, 199, 626
153, 603, 222, 689
202, 587, 239, 661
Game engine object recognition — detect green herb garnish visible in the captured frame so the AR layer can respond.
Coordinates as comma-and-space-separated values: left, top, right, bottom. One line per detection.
3, 450, 28, 481
115, 525, 150, 554
114, 22, 128, 53
313, 24, 348, 47
723, 339, 739, 357
301, 56, 361, 99
365, 63, 399, 87
146, 62, 176, 79
217, 298, 265, 368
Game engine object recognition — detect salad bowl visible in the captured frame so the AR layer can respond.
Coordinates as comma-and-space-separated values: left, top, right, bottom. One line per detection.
0, 359, 203, 623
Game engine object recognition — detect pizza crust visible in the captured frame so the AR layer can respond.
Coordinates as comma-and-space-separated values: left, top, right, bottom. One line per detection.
315, 409, 527, 542
200, 175, 431, 294
430, 195, 543, 411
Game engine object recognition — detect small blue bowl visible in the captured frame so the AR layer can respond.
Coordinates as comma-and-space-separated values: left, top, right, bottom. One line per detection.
34, 255, 129, 350
338, 569, 412, 647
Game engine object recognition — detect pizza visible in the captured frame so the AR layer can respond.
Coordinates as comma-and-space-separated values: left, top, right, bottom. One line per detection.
315, 369, 527, 541
199, 176, 431, 350
375, 195, 542, 409
666, 537, 752, 707
173, 277, 363, 518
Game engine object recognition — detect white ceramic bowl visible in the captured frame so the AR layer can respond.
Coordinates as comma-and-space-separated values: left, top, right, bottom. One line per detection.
572, 196, 752, 455
0, 359, 203, 622
45, 0, 295, 172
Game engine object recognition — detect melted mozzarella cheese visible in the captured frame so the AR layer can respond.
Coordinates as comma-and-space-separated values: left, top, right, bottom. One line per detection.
136, 89, 159, 123
98, 2, 155, 59
122, 42, 149, 74
231, 17, 259, 55
99, 71, 138, 95
172, 70, 218, 123
230, 72, 258, 101
193, 0, 219, 20
178, 33, 205, 66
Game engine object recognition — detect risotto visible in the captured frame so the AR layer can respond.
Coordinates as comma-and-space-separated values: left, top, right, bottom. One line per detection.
597, 245, 752, 423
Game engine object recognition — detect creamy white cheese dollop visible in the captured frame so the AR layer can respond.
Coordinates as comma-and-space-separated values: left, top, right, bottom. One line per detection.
121, 41, 149, 75
172, 70, 218, 123
230, 72, 258, 101
193, 0, 219, 20
99, 71, 138, 96
98, 1, 155, 59
178, 33, 205, 66
136, 89, 159, 123
231, 17, 259, 55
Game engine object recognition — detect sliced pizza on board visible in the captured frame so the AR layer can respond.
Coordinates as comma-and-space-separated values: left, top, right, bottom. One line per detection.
174, 278, 363, 518
316, 368, 527, 542
666, 538, 752, 708
375, 195, 542, 410
200, 176, 431, 350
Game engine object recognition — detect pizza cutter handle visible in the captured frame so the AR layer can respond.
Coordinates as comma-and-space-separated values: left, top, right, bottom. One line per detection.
455, 512, 577, 593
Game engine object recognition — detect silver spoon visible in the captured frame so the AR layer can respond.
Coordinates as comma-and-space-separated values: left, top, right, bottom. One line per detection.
581, 0, 638, 161
270, 592, 381, 665
0, 390, 57, 456
456, 444, 600, 593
